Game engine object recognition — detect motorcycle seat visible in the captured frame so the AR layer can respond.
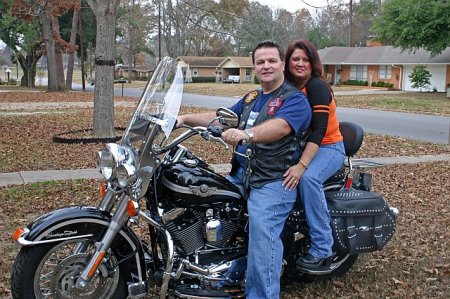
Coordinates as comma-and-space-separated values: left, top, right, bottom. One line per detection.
340, 122, 364, 157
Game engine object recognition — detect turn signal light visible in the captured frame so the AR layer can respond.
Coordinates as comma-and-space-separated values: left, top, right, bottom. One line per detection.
127, 200, 139, 217
13, 228, 27, 241
100, 182, 107, 197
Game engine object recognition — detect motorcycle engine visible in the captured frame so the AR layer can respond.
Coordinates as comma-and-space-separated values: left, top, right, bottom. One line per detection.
163, 206, 240, 256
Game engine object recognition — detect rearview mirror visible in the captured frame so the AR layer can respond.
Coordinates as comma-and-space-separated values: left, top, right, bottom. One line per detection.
216, 107, 239, 128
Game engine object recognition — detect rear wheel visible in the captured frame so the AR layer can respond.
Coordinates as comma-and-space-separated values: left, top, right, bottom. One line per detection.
11, 238, 128, 299
300, 183, 359, 281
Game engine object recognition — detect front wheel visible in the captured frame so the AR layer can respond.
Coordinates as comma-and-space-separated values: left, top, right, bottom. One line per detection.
11, 238, 128, 299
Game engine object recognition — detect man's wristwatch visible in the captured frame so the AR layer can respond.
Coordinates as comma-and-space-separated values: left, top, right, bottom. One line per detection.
244, 129, 254, 142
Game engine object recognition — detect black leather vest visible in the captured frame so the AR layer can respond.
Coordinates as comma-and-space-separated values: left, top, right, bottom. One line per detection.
233, 81, 303, 187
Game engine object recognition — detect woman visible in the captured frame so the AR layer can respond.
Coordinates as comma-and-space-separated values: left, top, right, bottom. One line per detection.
283, 39, 345, 270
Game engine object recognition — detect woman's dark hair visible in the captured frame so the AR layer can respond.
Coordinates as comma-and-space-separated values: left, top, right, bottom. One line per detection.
284, 39, 323, 83
252, 40, 284, 64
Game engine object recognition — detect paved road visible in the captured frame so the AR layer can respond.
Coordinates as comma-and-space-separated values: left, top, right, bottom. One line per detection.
55, 84, 450, 144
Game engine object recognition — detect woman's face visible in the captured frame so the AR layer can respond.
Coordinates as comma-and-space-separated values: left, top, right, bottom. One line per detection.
288, 48, 312, 83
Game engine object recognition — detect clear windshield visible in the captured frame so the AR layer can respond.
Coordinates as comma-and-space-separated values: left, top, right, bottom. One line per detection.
122, 56, 183, 145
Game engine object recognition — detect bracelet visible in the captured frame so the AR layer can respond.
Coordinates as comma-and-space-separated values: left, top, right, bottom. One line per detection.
299, 159, 309, 169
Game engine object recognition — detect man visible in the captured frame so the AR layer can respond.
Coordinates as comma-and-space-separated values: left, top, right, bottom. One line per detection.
177, 40, 311, 299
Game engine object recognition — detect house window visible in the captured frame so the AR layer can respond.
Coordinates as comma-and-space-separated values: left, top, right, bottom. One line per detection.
245, 68, 252, 81
378, 65, 392, 79
350, 65, 367, 81
192, 68, 199, 77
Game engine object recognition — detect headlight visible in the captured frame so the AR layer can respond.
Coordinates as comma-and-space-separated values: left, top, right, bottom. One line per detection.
116, 164, 137, 187
97, 143, 132, 180
97, 149, 114, 180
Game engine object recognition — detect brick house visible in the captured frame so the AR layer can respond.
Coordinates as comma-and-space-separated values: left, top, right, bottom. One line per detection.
177, 56, 254, 83
318, 46, 450, 92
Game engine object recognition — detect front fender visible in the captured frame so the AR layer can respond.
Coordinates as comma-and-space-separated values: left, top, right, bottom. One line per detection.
15, 205, 147, 285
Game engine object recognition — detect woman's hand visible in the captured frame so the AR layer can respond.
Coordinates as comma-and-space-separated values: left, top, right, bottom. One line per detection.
282, 164, 306, 191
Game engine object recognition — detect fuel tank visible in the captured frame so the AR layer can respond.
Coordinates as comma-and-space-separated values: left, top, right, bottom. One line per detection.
160, 159, 242, 208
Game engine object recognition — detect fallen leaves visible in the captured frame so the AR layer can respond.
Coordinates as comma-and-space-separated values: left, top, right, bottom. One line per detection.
1, 91, 450, 298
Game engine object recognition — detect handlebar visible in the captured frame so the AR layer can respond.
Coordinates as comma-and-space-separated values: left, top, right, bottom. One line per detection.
155, 125, 229, 154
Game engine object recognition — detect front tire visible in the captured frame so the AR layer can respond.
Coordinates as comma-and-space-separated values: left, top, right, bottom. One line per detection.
11, 239, 128, 299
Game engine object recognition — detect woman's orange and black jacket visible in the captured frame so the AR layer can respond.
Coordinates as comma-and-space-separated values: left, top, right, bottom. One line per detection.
301, 77, 342, 145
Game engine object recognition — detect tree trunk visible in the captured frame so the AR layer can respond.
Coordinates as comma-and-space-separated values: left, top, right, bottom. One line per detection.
66, 5, 81, 89
87, 0, 121, 138
17, 46, 41, 88
55, 46, 66, 87
39, 11, 59, 91
127, 25, 133, 83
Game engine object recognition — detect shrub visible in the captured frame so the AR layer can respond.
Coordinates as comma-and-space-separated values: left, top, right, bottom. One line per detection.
253, 76, 259, 84
344, 80, 367, 86
192, 76, 216, 83
409, 64, 431, 92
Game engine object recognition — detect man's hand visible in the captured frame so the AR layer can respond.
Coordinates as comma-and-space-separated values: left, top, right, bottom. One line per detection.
176, 115, 186, 128
222, 128, 250, 146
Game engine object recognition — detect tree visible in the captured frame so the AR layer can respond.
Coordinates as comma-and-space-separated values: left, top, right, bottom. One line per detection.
64, 1, 81, 88
408, 65, 431, 92
0, 1, 43, 87
372, 0, 450, 56
87, 0, 121, 138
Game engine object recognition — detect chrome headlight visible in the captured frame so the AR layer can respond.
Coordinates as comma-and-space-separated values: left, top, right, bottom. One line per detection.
116, 164, 137, 187
97, 143, 132, 180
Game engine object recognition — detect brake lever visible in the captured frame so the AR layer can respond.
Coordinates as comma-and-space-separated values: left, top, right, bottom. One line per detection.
201, 128, 229, 149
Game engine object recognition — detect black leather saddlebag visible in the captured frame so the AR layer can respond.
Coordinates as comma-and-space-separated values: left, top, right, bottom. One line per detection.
326, 190, 396, 254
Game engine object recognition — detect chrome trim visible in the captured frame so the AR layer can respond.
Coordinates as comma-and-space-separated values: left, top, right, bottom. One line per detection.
16, 234, 94, 246
138, 210, 174, 299
162, 176, 241, 199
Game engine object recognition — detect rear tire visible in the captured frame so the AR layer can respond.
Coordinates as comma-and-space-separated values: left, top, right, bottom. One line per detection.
11, 239, 128, 299
300, 252, 359, 282
300, 183, 359, 281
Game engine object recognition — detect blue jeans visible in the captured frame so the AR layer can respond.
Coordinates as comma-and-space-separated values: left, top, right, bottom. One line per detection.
227, 168, 297, 299
299, 141, 345, 258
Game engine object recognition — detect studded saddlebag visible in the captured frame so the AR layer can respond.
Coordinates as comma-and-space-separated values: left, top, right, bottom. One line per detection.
326, 189, 396, 254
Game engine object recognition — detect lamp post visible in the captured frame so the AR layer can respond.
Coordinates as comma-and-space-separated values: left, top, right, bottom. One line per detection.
6, 69, 11, 83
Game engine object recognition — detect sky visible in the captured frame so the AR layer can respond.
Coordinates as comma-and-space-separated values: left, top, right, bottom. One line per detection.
254, 0, 329, 13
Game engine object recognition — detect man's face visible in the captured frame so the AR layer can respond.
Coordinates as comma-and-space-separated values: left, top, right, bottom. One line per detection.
253, 47, 285, 86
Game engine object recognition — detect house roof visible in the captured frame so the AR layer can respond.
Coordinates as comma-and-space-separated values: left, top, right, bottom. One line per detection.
218, 56, 253, 67
318, 46, 450, 65
177, 56, 253, 68
177, 56, 224, 67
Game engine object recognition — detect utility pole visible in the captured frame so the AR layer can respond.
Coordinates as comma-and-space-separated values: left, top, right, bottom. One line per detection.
158, 0, 162, 63
348, 0, 353, 47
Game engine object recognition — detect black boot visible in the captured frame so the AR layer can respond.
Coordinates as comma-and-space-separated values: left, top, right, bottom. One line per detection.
296, 253, 331, 270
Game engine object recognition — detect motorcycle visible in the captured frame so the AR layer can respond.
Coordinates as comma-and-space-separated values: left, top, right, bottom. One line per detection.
11, 57, 398, 299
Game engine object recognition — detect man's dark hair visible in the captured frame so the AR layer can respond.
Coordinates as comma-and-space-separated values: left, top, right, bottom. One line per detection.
251, 40, 284, 64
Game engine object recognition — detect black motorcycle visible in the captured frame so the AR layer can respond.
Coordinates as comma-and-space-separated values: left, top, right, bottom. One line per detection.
11, 57, 398, 299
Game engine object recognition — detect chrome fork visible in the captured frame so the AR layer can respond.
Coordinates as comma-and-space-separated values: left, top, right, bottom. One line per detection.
76, 194, 130, 289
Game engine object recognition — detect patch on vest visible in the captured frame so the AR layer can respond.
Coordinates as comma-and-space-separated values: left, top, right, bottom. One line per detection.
244, 91, 258, 104
268, 97, 282, 115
